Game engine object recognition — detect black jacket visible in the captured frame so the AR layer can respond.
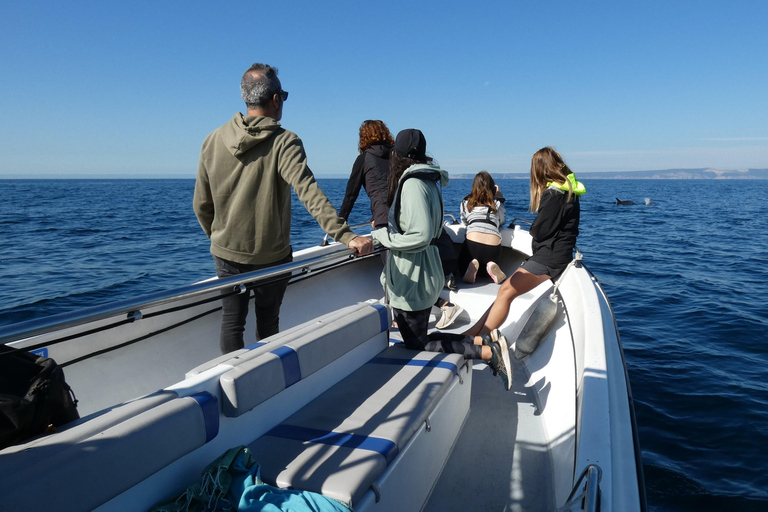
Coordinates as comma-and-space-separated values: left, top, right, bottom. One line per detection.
529, 187, 580, 268
339, 143, 392, 229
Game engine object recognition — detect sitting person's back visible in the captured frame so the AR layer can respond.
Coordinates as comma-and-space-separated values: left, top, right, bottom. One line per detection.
459, 171, 506, 284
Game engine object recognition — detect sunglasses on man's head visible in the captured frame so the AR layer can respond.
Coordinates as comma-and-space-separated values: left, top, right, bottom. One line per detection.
277, 90, 288, 101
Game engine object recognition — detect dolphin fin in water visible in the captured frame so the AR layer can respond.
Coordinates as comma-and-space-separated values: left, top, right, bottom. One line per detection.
513, 295, 558, 360
616, 198, 636, 205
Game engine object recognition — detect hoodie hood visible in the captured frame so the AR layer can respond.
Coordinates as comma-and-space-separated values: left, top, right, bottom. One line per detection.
547, 173, 586, 195
222, 114, 283, 157
400, 163, 450, 187
366, 142, 393, 159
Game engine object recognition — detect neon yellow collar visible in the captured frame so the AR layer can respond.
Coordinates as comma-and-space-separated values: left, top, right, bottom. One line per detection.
547, 173, 586, 195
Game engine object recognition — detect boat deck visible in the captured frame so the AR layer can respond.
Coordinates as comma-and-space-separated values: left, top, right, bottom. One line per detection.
425, 361, 556, 511
387, 259, 563, 511
389, 316, 561, 511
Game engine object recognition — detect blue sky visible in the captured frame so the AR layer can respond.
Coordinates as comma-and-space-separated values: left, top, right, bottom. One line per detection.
1, 1, 766, 177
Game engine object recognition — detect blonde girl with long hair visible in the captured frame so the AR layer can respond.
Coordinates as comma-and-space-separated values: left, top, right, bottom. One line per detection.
479, 147, 586, 334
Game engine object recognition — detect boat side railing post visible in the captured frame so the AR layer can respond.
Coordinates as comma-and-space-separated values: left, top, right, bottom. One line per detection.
557, 464, 602, 512
550, 247, 583, 300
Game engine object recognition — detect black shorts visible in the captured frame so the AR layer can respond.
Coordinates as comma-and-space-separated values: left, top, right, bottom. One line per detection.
519, 258, 567, 280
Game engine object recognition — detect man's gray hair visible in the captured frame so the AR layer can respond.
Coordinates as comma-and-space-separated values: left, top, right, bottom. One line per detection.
241, 63, 280, 109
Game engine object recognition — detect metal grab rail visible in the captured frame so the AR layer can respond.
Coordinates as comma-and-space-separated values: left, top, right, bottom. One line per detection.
0, 243, 370, 346
558, 465, 602, 512
320, 222, 375, 246
508, 217, 533, 228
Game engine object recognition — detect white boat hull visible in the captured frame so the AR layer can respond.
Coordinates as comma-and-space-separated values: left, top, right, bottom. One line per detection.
0, 224, 644, 511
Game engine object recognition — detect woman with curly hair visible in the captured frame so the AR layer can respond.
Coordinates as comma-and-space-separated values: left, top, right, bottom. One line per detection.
339, 120, 394, 229
459, 171, 507, 284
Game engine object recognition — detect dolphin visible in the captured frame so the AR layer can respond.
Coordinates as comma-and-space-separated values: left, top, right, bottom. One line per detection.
616, 198, 636, 205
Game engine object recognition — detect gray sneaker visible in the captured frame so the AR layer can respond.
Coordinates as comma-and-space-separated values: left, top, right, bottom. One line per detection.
488, 335, 513, 391
436, 303, 464, 329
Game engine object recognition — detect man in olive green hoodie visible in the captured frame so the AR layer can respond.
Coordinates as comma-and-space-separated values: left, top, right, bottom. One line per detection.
194, 63, 372, 353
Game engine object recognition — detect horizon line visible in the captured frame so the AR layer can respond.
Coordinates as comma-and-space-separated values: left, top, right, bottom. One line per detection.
1, 167, 767, 180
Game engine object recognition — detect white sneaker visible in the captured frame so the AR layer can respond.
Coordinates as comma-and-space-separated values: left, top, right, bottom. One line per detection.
487, 261, 506, 283
435, 303, 464, 329
463, 259, 479, 284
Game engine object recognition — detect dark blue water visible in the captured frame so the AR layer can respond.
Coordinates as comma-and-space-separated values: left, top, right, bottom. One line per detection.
1, 178, 767, 511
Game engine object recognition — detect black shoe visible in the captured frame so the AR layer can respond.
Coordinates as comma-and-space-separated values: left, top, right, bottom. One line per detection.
479, 329, 502, 346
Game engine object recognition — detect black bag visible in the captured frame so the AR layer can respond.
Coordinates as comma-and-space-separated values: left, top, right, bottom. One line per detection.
0, 344, 79, 449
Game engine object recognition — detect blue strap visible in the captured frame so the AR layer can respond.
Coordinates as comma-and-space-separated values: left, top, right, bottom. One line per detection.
271, 345, 301, 388
371, 303, 389, 333
367, 356, 458, 375
188, 392, 220, 443
267, 424, 399, 465
244, 341, 266, 351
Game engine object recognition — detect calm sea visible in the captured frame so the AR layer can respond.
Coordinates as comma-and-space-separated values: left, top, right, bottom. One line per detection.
1, 177, 767, 511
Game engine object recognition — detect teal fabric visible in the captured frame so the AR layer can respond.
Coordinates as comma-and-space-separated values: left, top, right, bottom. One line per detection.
371, 164, 449, 311
151, 446, 349, 512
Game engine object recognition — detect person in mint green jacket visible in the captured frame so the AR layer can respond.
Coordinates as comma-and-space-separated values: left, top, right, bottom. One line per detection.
371, 129, 513, 390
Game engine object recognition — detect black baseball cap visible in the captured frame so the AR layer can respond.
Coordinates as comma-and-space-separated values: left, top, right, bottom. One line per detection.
393, 129, 427, 160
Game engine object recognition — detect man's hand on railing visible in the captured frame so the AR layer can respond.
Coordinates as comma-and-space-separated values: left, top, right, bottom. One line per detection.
348, 236, 373, 257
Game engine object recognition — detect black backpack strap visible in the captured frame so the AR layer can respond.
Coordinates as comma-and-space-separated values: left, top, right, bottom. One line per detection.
466, 207, 498, 228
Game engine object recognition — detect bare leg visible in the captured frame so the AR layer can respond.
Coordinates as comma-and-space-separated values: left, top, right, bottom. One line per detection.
481, 269, 550, 334
462, 310, 489, 336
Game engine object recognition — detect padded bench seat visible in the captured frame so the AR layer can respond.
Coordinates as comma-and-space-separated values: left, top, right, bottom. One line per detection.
0, 391, 219, 512
218, 302, 390, 418
185, 303, 378, 378
248, 345, 468, 507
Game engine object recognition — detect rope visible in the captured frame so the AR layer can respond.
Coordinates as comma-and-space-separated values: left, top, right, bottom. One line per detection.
549, 247, 583, 301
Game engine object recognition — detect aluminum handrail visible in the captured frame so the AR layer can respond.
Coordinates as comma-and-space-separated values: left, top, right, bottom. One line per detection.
558, 464, 602, 512
508, 217, 533, 228
321, 222, 373, 246
0, 243, 371, 345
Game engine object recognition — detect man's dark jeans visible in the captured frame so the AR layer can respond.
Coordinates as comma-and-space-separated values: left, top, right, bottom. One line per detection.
213, 253, 293, 354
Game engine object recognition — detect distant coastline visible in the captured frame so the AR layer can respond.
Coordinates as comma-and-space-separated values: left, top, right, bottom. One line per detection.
1, 168, 767, 180
451, 168, 768, 180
